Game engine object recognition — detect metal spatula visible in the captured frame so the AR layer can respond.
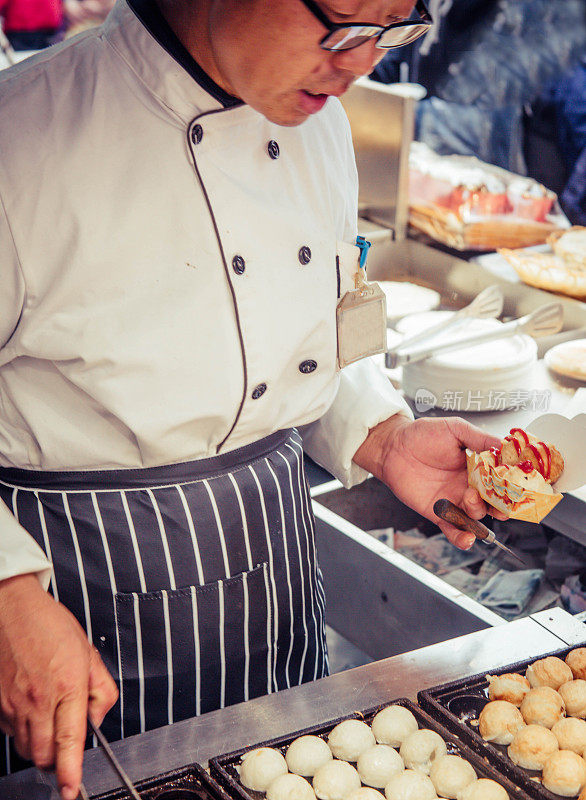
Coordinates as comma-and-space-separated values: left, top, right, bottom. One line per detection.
386, 285, 504, 364
387, 301, 563, 368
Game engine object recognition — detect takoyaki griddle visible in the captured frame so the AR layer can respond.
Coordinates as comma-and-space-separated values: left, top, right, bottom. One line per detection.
87, 764, 230, 800
209, 697, 530, 799
418, 643, 586, 800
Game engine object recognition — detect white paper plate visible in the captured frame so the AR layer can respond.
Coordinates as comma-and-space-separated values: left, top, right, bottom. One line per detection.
379, 282, 440, 322
544, 339, 586, 382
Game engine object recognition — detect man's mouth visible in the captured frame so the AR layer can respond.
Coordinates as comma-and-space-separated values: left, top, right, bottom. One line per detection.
299, 90, 329, 114
299, 85, 352, 114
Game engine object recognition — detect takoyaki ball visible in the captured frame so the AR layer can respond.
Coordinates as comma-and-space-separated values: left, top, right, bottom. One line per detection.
457, 779, 509, 800
508, 725, 559, 770
559, 680, 586, 719
520, 686, 566, 728
357, 745, 404, 788
542, 750, 586, 797
266, 773, 316, 800
313, 760, 361, 800
478, 701, 525, 745
486, 673, 530, 707
552, 717, 586, 753
328, 720, 376, 762
286, 735, 333, 776
240, 747, 288, 792
567, 649, 586, 681
400, 729, 447, 774
526, 657, 573, 690
500, 439, 564, 484
384, 769, 437, 800
347, 789, 386, 800
372, 705, 418, 748
429, 755, 476, 799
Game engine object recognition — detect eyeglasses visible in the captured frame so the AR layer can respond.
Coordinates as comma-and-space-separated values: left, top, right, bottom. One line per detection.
300, 0, 433, 51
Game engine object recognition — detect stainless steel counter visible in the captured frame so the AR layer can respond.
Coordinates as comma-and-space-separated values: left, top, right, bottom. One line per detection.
2, 609, 584, 800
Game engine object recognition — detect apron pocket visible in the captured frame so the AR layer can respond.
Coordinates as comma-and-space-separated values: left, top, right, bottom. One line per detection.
114, 562, 273, 736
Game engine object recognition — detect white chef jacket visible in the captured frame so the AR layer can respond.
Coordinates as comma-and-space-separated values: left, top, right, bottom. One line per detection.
0, 0, 412, 586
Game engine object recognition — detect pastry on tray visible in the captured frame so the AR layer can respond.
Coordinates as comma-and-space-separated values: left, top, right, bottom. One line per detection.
466, 427, 564, 522
498, 226, 586, 299
408, 143, 563, 250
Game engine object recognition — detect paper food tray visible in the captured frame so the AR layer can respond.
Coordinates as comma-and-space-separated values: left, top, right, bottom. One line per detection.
418, 643, 586, 800
209, 698, 530, 800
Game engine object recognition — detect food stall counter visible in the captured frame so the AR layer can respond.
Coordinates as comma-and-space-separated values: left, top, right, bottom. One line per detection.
1, 609, 584, 800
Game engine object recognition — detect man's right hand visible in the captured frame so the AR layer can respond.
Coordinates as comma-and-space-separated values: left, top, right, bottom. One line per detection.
0, 574, 119, 800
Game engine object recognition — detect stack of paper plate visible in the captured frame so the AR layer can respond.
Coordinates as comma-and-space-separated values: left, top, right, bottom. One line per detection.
379, 281, 440, 323
396, 312, 538, 412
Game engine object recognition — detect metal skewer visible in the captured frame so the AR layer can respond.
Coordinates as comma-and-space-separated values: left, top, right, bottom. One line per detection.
87, 717, 142, 800
433, 498, 527, 566
78, 783, 90, 800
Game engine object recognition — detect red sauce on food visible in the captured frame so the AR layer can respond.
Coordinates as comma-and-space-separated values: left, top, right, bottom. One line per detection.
490, 428, 552, 480
527, 444, 544, 476
510, 428, 530, 447
503, 435, 522, 456
490, 446, 501, 465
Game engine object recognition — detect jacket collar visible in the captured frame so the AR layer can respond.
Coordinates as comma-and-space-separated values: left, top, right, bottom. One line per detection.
102, 0, 244, 124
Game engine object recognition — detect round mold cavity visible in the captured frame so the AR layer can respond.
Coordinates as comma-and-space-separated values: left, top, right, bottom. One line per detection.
446, 693, 488, 721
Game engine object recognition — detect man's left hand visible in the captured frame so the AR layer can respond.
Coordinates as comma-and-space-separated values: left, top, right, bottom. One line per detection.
353, 415, 507, 549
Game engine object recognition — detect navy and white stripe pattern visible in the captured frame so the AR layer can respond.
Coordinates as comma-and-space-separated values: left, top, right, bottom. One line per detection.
0, 429, 327, 775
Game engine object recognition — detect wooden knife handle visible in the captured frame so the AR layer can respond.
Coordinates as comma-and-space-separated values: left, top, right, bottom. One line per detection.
433, 498, 493, 542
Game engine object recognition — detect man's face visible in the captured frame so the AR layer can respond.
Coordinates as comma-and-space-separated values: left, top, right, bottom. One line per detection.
206, 0, 416, 126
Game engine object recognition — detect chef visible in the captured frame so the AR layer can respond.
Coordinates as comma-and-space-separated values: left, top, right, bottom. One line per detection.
0, 1, 504, 798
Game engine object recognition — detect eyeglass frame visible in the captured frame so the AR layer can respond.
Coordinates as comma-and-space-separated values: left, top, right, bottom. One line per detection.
299, 0, 433, 51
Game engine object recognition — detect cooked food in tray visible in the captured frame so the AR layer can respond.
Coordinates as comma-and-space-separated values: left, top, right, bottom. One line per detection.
420, 646, 586, 800
466, 428, 564, 522
215, 701, 519, 800
498, 227, 586, 299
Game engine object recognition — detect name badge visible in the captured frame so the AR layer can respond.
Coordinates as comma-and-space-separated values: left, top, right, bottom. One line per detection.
336, 237, 387, 369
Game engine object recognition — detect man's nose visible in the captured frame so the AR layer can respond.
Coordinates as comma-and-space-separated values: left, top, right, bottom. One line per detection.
332, 38, 384, 77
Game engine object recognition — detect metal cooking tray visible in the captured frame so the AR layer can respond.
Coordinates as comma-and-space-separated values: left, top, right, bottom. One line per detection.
88, 763, 231, 800
209, 697, 530, 800
418, 643, 586, 800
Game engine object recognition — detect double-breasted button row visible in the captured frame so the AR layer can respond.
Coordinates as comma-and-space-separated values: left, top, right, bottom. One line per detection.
231, 246, 311, 276
191, 128, 281, 161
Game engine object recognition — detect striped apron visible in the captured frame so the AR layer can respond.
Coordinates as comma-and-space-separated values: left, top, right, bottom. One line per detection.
0, 429, 328, 774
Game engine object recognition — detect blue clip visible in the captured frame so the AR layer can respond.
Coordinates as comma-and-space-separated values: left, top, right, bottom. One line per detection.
356, 235, 372, 270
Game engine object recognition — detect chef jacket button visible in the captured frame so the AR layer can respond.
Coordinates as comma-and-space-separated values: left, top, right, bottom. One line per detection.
267, 140, 280, 159
298, 246, 312, 265
251, 383, 267, 399
299, 359, 317, 374
191, 124, 203, 145
232, 255, 246, 275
